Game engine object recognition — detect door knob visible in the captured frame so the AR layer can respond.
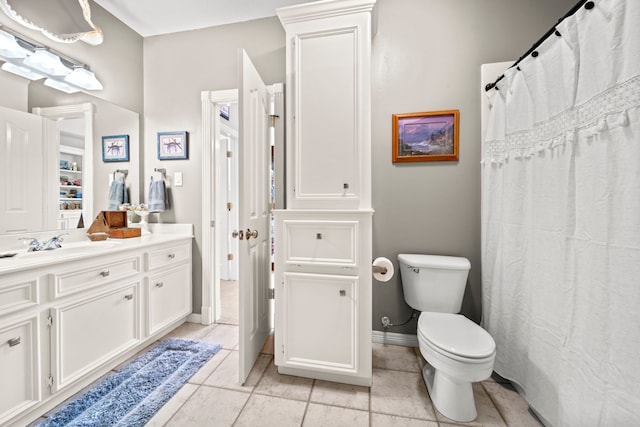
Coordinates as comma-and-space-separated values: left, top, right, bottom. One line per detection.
246, 229, 259, 240
232, 230, 244, 240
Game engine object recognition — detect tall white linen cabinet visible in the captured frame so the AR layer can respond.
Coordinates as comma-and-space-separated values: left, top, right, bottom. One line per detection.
275, 0, 376, 387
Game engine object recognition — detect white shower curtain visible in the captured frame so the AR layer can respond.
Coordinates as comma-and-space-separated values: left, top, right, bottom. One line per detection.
481, 1, 640, 426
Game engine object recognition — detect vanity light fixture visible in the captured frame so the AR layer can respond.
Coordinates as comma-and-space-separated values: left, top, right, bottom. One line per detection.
0, 28, 25, 58
1, 61, 44, 80
64, 65, 102, 90
22, 48, 71, 76
0, 26, 103, 92
44, 78, 80, 94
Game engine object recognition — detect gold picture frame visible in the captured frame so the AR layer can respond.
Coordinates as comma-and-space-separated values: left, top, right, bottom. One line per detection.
392, 110, 460, 163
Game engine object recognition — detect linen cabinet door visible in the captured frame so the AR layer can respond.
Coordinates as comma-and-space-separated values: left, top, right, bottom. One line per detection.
147, 263, 192, 336
0, 315, 40, 425
50, 282, 141, 392
280, 272, 358, 374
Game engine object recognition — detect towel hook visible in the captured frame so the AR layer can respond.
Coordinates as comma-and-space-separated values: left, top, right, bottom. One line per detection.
115, 169, 128, 176
154, 168, 166, 175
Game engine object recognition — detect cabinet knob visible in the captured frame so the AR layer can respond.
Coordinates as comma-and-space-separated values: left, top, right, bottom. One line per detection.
168, 253, 176, 259
316, 233, 322, 240
156, 282, 164, 288
339, 290, 346, 296
8, 337, 21, 347
124, 294, 134, 300
100, 270, 110, 277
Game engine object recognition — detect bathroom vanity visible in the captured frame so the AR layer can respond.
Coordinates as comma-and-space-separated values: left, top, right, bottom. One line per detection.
0, 227, 193, 426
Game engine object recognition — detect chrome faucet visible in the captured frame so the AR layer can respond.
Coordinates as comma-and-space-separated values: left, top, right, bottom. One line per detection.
19, 237, 43, 252
42, 233, 68, 250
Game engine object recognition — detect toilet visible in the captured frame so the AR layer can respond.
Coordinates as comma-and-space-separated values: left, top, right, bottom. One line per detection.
398, 254, 496, 423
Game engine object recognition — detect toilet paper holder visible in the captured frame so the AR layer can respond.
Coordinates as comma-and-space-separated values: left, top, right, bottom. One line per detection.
372, 265, 388, 274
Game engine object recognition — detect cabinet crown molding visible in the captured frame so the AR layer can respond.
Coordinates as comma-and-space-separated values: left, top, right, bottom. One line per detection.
277, 0, 376, 25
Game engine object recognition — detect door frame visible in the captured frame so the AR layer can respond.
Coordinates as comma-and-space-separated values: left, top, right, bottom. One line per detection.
200, 85, 284, 325
32, 103, 95, 230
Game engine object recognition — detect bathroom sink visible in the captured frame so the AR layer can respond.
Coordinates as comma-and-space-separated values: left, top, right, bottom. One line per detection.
16, 240, 118, 259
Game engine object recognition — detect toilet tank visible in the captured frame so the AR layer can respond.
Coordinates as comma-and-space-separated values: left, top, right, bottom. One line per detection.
397, 254, 471, 313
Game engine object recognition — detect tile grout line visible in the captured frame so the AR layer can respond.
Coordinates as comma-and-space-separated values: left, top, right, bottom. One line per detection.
162, 344, 235, 426
230, 352, 274, 426
299, 378, 316, 426
480, 381, 509, 426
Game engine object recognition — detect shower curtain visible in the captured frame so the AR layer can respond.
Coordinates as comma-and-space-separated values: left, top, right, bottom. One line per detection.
481, 1, 640, 425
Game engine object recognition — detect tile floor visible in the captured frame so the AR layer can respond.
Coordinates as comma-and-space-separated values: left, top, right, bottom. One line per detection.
142, 322, 542, 427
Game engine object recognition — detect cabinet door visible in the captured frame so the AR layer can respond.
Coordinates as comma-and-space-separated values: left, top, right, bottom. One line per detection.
279, 272, 358, 373
147, 263, 191, 335
51, 282, 141, 392
284, 11, 372, 210
0, 106, 45, 234
0, 315, 40, 425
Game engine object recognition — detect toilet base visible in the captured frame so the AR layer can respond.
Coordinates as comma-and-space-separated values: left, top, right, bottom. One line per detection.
422, 363, 477, 423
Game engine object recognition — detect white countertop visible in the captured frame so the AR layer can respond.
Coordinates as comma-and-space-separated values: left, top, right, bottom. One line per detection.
0, 224, 193, 275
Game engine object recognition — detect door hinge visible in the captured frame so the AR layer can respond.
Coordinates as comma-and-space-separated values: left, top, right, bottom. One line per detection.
227, 253, 234, 261
282, 345, 285, 354
210, 220, 215, 227
47, 315, 53, 327
227, 150, 233, 158
48, 375, 54, 388
268, 288, 275, 299
227, 202, 233, 211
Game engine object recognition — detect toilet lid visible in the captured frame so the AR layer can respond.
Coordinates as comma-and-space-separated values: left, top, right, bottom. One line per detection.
418, 312, 495, 359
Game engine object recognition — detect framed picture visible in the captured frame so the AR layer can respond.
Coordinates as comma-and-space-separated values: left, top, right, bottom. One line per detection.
220, 105, 230, 121
157, 131, 188, 160
392, 110, 460, 163
101, 135, 129, 162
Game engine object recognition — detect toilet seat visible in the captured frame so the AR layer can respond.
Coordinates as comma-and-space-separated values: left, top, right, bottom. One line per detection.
418, 312, 495, 361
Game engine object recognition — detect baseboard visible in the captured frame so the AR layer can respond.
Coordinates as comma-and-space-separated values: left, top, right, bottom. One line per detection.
372, 330, 418, 347
186, 313, 202, 324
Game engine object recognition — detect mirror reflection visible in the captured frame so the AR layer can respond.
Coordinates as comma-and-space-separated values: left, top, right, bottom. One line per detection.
0, 82, 141, 236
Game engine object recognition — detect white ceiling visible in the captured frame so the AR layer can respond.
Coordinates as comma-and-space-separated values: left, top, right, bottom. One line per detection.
93, 0, 315, 37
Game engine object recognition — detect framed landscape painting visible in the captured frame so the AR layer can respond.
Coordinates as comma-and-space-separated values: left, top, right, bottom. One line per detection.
392, 110, 460, 163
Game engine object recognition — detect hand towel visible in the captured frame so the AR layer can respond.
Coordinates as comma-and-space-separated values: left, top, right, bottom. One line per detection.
148, 178, 166, 212
107, 177, 129, 210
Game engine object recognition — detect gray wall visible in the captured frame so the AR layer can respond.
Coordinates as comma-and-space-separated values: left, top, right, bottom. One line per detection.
142, 18, 286, 314
141, 0, 576, 327
370, 0, 576, 333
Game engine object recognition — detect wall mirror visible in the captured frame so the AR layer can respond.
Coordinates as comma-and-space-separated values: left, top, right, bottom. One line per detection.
0, 82, 141, 236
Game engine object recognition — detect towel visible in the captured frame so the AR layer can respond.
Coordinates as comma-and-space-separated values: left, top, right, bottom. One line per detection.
107, 178, 129, 210
148, 178, 166, 212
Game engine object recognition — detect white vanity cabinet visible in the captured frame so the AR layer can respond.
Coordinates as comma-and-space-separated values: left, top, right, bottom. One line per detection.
275, 0, 375, 387
0, 233, 193, 426
146, 242, 192, 335
50, 281, 141, 392
0, 269, 44, 426
0, 314, 41, 425
47, 253, 143, 392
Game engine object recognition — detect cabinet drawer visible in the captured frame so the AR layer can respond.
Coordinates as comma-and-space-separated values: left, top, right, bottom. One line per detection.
0, 315, 40, 424
51, 256, 141, 299
283, 220, 358, 268
0, 275, 39, 316
146, 243, 191, 271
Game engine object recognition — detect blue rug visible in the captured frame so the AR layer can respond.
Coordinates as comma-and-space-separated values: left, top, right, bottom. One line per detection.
37, 338, 221, 427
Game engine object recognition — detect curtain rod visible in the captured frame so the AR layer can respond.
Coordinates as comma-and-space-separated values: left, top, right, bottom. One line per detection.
485, 0, 591, 92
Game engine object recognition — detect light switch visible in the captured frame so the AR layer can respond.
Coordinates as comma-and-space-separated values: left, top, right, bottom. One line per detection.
174, 172, 183, 187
